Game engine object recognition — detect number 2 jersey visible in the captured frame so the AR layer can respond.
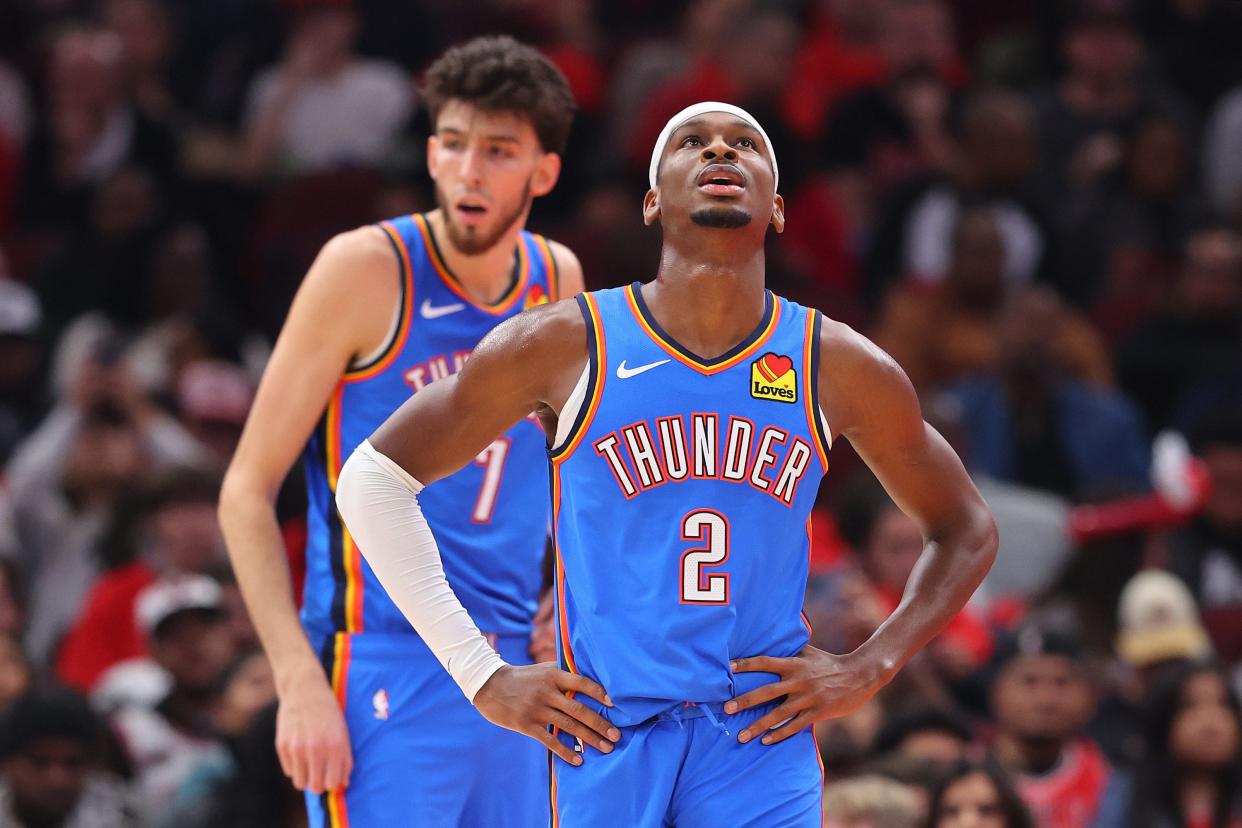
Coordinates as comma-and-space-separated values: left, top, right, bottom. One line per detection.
301, 213, 559, 646
550, 283, 832, 726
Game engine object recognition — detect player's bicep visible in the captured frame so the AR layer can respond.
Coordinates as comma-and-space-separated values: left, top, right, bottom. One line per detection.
226, 231, 396, 497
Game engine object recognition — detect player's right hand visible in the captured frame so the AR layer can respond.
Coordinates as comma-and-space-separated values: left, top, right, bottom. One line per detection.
473, 664, 621, 765
275, 671, 353, 794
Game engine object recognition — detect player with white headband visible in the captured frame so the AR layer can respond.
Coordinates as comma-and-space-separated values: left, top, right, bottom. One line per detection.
335, 101, 996, 825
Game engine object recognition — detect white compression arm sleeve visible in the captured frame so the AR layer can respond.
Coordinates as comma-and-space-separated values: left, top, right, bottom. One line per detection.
335, 440, 506, 701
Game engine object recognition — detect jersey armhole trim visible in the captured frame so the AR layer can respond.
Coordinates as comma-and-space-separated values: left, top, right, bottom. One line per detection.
534, 234, 560, 300
344, 222, 414, 381
805, 309, 833, 471
548, 293, 605, 463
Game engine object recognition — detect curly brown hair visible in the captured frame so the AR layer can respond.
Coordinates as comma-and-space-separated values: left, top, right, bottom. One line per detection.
422, 35, 575, 155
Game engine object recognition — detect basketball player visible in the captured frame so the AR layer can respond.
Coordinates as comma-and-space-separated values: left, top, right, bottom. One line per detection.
335, 102, 998, 826
218, 37, 582, 826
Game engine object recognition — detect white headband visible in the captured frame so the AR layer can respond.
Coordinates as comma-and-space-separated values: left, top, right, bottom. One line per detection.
648, 101, 778, 191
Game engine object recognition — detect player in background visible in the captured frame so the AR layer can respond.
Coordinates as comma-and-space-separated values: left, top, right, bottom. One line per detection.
218, 36, 582, 827
334, 102, 997, 826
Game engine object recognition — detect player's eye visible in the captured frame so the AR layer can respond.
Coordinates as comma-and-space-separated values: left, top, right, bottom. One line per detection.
737, 137, 756, 149
681, 135, 702, 147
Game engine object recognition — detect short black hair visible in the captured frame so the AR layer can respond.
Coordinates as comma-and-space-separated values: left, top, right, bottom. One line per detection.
422, 35, 575, 155
874, 705, 972, 755
0, 687, 99, 759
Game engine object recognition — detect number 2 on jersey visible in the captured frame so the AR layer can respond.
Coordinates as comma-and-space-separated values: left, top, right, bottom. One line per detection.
681, 509, 730, 604
471, 438, 511, 523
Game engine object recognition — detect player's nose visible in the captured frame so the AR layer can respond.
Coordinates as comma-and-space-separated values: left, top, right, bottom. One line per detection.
700, 135, 737, 163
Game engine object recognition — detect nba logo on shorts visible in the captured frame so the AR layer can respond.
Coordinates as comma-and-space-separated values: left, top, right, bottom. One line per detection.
373, 689, 390, 721
750, 353, 797, 403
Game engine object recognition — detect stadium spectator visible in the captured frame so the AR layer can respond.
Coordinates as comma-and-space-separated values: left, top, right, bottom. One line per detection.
1167, 412, 1242, 625
0, 274, 46, 466
111, 575, 233, 825
874, 705, 973, 766
57, 467, 224, 691
0, 687, 133, 828
237, 0, 412, 178
927, 760, 1033, 828
824, 774, 922, 828
1129, 662, 1242, 828
1118, 226, 1242, 433
864, 89, 1054, 307
988, 627, 1131, 828
941, 286, 1150, 500
872, 206, 1110, 391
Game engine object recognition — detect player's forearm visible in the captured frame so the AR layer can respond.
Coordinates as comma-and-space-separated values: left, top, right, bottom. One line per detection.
218, 475, 322, 694
335, 441, 506, 700
853, 503, 997, 680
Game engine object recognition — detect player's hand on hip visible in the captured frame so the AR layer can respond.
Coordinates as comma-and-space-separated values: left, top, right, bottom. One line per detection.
275, 670, 353, 794
725, 646, 883, 746
529, 589, 558, 663
474, 664, 621, 765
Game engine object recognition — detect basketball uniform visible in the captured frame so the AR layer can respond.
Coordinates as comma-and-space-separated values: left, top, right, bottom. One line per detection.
547, 283, 831, 827
302, 213, 560, 827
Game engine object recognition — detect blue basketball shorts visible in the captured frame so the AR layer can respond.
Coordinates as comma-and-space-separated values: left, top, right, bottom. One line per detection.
550, 700, 824, 827
307, 631, 548, 828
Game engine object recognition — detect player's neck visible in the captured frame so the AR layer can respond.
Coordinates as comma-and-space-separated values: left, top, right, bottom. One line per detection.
425, 209, 526, 305
646, 248, 768, 361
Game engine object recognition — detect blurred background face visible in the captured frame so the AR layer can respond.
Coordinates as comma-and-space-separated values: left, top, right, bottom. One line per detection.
901, 729, 968, 765
428, 102, 550, 255
961, 104, 1037, 193
948, 212, 1005, 308
1201, 443, 1242, 537
863, 506, 924, 592
996, 289, 1064, 383
881, 0, 954, 73
937, 772, 1006, 828
725, 12, 797, 98
1177, 230, 1242, 320
64, 418, 145, 509
103, 0, 171, 75
148, 500, 225, 572
993, 655, 1090, 743
1170, 671, 1240, 770
1064, 22, 1141, 83
291, 8, 359, 71
47, 29, 124, 113
3, 738, 89, 825
0, 635, 31, 710
151, 610, 234, 695
1128, 118, 1186, 199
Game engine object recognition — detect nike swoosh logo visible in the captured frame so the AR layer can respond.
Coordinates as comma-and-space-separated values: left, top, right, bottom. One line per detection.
616, 358, 670, 379
420, 298, 466, 319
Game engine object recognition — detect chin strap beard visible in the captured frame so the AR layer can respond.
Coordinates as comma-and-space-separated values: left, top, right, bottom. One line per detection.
690, 207, 753, 229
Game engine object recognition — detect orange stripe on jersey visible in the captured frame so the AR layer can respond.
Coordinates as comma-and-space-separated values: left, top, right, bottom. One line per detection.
343, 531, 364, 633
325, 633, 352, 826
549, 753, 561, 827
413, 213, 529, 314
802, 312, 830, 472
345, 222, 415, 383
551, 465, 579, 675
551, 293, 607, 464
624, 284, 781, 376
325, 384, 344, 489
533, 234, 559, 300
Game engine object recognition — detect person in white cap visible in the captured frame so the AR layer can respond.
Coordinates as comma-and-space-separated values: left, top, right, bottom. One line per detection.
334, 101, 996, 825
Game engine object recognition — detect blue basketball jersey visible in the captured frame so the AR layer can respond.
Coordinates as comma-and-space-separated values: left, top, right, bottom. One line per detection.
549, 283, 832, 727
302, 213, 560, 643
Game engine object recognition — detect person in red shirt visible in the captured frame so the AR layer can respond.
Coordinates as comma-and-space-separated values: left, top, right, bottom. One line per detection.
989, 627, 1131, 828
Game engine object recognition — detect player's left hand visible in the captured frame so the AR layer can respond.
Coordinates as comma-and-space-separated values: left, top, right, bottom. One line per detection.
724, 646, 886, 745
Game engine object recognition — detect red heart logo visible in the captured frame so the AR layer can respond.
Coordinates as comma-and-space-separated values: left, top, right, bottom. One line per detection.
758, 353, 793, 381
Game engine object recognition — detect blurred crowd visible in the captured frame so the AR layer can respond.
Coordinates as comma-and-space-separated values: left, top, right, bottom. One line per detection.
0, 0, 1241, 825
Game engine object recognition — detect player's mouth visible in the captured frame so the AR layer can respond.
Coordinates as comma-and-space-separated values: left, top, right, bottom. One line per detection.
454, 198, 490, 225
696, 164, 746, 196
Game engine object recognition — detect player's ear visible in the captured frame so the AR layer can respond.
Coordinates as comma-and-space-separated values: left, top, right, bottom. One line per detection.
769, 194, 785, 234
642, 188, 660, 226
426, 134, 440, 181
530, 152, 561, 198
